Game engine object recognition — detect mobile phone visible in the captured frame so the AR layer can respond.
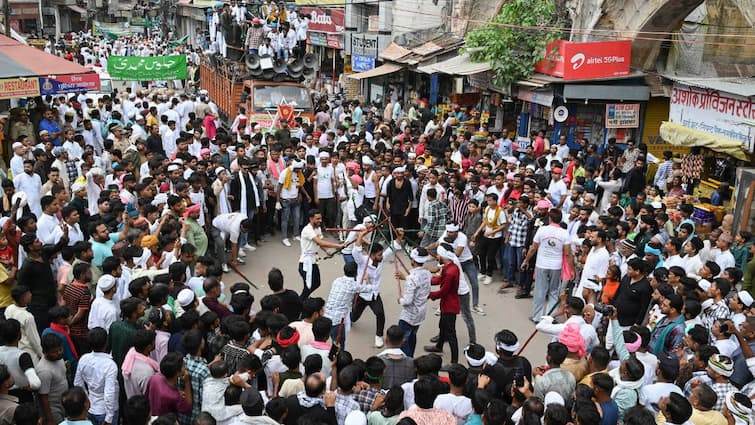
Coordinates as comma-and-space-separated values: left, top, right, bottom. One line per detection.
513, 367, 524, 388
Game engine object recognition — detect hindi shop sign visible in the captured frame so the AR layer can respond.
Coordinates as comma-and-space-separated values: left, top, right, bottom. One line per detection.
669, 83, 755, 151
535, 40, 631, 80
605, 103, 640, 128
107, 55, 187, 81
0, 78, 40, 99
39, 73, 101, 95
351, 33, 378, 57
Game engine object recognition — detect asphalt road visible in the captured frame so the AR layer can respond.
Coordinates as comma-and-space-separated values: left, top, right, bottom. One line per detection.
230, 234, 551, 365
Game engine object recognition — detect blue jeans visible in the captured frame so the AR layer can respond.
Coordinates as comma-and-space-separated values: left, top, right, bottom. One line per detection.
532, 267, 563, 321
500, 242, 511, 278
331, 324, 346, 348
240, 207, 255, 247
398, 319, 419, 357
280, 198, 300, 239
343, 254, 355, 264
506, 246, 525, 285
461, 260, 480, 306
88, 411, 117, 425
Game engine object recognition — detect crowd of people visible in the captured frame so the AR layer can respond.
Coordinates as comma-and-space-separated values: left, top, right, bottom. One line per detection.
1, 26, 755, 425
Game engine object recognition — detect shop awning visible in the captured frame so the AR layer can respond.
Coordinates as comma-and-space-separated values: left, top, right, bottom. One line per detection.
563, 83, 650, 101
67, 4, 87, 15
347, 63, 403, 80
660, 121, 750, 161
416, 53, 491, 76
0, 34, 93, 78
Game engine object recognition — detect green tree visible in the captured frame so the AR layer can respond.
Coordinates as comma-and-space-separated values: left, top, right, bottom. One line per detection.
466, 0, 561, 88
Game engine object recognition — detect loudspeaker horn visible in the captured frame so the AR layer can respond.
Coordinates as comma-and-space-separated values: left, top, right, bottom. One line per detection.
273, 73, 286, 82
302, 66, 315, 77
246, 54, 261, 69
288, 58, 304, 73
273, 61, 287, 73
287, 68, 302, 78
303, 53, 319, 70
262, 69, 275, 80
248, 67, 263, 77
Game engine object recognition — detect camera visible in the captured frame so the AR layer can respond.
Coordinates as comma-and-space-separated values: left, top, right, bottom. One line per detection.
593, 303, 615, 316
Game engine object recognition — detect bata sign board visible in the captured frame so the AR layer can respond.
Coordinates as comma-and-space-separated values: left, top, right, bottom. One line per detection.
300, 7, 344, 33
535, 40, 632, 80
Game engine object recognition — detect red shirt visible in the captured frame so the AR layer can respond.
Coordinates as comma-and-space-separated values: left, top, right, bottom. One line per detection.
533, 136, 545, 157
0, 245, 14, 268
430, 263, 460, 314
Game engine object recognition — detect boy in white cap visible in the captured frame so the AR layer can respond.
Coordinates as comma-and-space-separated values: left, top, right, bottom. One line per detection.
88, 275, 118, 331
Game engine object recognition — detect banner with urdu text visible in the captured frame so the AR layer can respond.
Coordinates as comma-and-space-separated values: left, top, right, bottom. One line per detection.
107, 55, 187, 81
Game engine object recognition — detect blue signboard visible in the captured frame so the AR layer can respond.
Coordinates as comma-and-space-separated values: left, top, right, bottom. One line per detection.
39, 74, 101, 96
352, 55, 375, 72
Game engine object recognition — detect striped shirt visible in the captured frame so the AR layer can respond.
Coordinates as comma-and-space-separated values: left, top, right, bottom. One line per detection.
63, 281, 92, 338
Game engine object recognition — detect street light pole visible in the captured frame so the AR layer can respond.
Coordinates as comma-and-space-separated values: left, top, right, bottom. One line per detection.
4, 0, 11, 36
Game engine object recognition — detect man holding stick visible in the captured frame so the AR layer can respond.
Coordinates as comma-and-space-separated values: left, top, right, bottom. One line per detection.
395, 247, 432, 357
323, 262, 372, 348
299, 209, 344, 300
351, 226, 404, 348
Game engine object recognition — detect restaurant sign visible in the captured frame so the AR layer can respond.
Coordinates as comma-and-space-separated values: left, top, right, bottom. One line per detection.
0, 78, 40, 99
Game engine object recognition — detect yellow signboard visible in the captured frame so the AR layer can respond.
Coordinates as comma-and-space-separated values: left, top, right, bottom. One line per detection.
0, 78, 40, 99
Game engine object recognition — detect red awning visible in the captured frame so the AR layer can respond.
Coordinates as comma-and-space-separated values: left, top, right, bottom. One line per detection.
0, 34, 93, 78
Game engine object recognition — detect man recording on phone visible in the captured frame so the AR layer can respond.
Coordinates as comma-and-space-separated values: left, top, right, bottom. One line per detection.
535, 296, 599, 352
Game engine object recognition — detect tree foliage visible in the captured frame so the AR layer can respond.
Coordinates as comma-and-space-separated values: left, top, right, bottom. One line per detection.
466, 0, 561, 88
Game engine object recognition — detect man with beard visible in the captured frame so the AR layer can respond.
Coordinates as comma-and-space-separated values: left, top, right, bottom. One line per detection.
14, 160, 42, 218
88, 215, 130, 276
298, 209, 344, 300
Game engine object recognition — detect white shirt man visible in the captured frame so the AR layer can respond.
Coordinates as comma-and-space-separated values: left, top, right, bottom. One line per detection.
37, 210, 62, 245
14, 166, 42, 217
536, 312, 599, 352
576, 235, 610, 297
547, 169, 569, 208
315, 154, 335, 201
74, 349, 119, 425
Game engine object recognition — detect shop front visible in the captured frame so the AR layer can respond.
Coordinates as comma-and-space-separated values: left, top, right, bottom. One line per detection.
659, 79, 754, 198
300, 7, 344, 93
518, 38, 650, 148
8, 2, 41, 34
176, 0, 210, 49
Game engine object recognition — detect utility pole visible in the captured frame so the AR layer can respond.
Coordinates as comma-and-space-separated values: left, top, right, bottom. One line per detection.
4, 0, 11, 36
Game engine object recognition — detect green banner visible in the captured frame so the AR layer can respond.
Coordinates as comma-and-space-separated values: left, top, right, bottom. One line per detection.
108, 55, 187, 80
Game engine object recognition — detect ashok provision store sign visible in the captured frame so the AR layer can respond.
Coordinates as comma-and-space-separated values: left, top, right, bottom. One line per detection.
0, 78, 40, 99
669, 83, 755, 151
535, 40, 631, 80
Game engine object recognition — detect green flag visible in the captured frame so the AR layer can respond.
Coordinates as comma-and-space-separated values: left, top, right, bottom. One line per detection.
107, 55, 188, 81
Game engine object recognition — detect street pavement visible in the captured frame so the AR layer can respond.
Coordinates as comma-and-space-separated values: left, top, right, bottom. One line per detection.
230, 235, 551, 364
